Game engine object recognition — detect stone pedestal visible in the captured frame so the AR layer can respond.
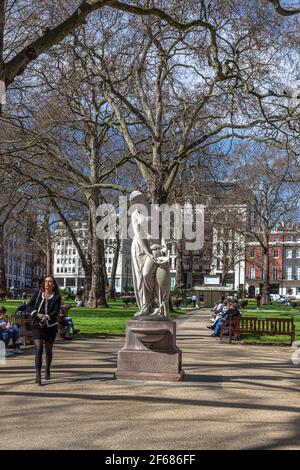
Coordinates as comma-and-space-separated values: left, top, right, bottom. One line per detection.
115, 320, 184, 382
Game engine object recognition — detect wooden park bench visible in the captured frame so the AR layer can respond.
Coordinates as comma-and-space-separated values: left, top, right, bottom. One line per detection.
220, 316, 296, 345
8, 314, 33, 346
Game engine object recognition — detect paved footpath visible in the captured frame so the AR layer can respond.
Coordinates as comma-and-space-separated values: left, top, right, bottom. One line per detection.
0, 309, 300, 450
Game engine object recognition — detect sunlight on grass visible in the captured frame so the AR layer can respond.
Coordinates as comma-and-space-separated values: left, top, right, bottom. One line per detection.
3, 299, 186, 335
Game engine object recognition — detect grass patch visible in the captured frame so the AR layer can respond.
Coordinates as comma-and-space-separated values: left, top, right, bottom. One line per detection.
244, 301, 295, 312
3, 300, 186, 335
239, 310, 300, 345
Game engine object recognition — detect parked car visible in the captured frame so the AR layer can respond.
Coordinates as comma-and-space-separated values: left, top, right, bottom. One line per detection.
276, 295, 288, 303
269, 294, 281, 302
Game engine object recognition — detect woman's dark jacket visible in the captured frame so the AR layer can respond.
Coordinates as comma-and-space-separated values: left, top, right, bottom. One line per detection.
26, 290, 61, 327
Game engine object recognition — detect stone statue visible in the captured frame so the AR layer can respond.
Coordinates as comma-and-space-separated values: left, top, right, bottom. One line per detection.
130, 191, 171, 320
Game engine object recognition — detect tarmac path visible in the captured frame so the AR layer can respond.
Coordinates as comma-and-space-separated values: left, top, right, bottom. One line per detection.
0, 309, 299, 450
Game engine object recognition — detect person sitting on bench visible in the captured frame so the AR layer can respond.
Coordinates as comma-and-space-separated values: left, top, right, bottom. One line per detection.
211, 303, 241, 337
0, 306, 24, 355
59, 307, 80, 340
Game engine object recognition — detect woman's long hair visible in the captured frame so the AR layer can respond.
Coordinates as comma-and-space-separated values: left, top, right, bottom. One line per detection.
42, 275, 60, 295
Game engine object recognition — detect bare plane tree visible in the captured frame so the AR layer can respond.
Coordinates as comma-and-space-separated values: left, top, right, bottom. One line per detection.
233, 144, 300, 304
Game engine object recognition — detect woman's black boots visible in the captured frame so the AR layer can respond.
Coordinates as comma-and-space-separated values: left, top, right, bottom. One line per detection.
35, 369, 42, 385
45, 369, 51, 380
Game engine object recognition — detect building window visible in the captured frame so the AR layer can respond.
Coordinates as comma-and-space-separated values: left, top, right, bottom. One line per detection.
57, 278, 65, 287
273, 236, 279, 243
249, 249, 255, 259
108, 267, 111, 273
296, 287, 300, 295
286, 235, 293, 242
296, 249, 300, 258
272, 266, 278, 280
250, 267, 255, 279
273, 249, 279, 258
56, 267, 59, 273
286, 267, 293, 280
286, 249, 293, 259
57, 259, 60, 264
297, 267, 300, 280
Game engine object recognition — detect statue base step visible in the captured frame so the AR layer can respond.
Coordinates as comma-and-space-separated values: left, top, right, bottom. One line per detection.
115, 369, 184, 382
115, 320, 184, 382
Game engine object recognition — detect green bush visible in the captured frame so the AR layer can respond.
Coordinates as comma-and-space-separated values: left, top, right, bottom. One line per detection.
291, 301, 300, 309
0, 291, 6, 300
61, 289, 76, 301
121, 296, 136, 306
173, 296, 183, 308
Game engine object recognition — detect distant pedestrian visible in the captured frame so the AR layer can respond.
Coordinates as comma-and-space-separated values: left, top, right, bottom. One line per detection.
256, 293, 262, 310
191, 294, 197, 308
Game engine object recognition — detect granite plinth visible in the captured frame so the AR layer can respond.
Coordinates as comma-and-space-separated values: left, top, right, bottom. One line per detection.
115, 320, 184, 382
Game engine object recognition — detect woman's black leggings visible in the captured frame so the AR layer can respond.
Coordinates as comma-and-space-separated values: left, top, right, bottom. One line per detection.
34, 339, 54, 371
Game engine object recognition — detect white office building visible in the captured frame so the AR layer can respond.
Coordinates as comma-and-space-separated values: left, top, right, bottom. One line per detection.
53, 222, 133, 293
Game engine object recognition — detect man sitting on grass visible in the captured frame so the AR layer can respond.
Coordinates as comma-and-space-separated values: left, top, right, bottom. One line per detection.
0, 306, 24, 356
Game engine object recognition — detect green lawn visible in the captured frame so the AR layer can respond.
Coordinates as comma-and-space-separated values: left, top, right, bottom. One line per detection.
4, 298, 298, 344
243, 301, 295, 312
3, 300, 186, 336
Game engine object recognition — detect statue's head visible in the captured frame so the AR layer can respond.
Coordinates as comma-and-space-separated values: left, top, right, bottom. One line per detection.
129, 190, 145, 205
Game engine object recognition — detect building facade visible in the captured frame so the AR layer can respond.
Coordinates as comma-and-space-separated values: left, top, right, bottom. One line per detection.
4, 224, 46, 292
53, 222, 133, 293
245, 230, 300, 296
210, 227, 246, 290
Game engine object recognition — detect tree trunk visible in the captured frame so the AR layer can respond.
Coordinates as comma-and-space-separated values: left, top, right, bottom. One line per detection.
46, 236, 53, 276
85, 195, 108, 308
108, 236, 120, 300
0, 224, 6, 292
262, 248, 270, 304
221, 257, 229, 286
175, 239, 185, 290
150, 178, 168, 205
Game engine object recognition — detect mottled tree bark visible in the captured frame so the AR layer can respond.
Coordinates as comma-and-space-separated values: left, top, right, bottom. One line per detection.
0, 224, 7, 293
108, 235, 120, 300
86, 194, 108, 308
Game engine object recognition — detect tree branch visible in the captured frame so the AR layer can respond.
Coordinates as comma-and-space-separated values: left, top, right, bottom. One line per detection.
4, 0, 215, 86
265, 0, 300, 16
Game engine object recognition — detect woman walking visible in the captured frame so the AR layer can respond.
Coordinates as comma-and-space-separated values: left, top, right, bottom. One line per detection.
26, 276, 61, 385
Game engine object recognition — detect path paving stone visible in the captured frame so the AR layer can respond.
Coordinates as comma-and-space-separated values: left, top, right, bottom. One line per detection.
0, 309, 299, 449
